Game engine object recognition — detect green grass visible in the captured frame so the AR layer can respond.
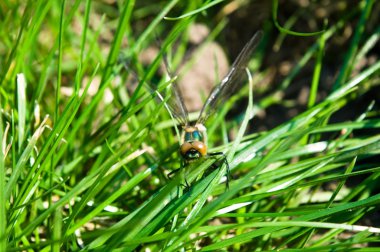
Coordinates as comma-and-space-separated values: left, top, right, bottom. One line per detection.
1, 0, 380, 251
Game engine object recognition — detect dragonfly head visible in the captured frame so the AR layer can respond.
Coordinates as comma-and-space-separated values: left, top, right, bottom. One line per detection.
180, 141, 207, 161
180, 126, 207, 161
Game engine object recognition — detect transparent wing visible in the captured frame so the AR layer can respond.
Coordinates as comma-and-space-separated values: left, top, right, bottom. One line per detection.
161, 53, 190, 127
196, 31, 263, 125
122, 61, 189, 127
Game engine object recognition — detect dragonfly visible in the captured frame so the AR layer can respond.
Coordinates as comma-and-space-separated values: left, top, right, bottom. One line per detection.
161, 31, 263, 187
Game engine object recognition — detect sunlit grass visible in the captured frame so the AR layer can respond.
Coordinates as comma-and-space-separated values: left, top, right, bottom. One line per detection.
1, 0, 379, 251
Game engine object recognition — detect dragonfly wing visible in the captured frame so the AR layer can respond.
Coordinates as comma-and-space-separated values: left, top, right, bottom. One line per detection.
122, 61, 189, 127
196, 31, 263, 125
161, 53, 190, 127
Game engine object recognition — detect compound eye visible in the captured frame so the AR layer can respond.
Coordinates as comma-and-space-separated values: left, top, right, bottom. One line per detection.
180, 141, 207, 157
192, 131, 202, 141
180, 142, 193, 156
191, 141, 207, 156
184, 132, 192, 141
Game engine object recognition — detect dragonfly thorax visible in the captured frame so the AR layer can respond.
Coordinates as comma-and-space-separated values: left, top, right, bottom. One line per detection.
180, 125, 208, 162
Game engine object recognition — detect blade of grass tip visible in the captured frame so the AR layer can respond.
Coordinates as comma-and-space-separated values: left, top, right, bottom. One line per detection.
277, 15, 343, 91
16, 73, 26, 152
52, 63, 100, 168
55, 0, 65, 122
259, 44, 317, 108
0, 107, 6, 251
79, 14, 106, 71
343, 168, 380, 204
326, 157, 356, 208
5, 116, 50, 200
229, 68, 255, 162
102, 19, 192, 143
82, 1, 136, 142
272, 0, 325, 36
12, 73, 97, 210
308, 22, 327, 108
165, 69, 256, 252
328, 101, 375, 152
260, 13, 351, 108
234, 98, 327, 168
0, 0, 31, 86
2, 123, 12, 159
80, 1, 133, 138
165, 18, 227, 97
6, 118, 51, 237
333, 0, 375, 90
91, 70, 176, 146
10, 111, 16, 192
31, 0, 81, 105
336, 135, 380, 163
355, 27, 380, 66
100, 0, 134, 87
273, 13, 299, 52
327, 60, 380, 102
164, 0, 224, 20
75, 0, 92, 92
130, 0, 180, 56
311, 119, 380, 134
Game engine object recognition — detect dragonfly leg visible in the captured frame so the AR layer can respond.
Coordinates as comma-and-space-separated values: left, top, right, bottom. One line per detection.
167, 168, 180, 179
183, 178, 190, 190
168, 167, 190, 190
208, 152, 231, 190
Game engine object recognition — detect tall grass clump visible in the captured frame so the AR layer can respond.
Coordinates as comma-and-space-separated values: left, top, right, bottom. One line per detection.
0, 0, 379, 251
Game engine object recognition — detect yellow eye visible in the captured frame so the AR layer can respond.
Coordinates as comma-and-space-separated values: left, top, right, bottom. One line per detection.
180, 142, 193, 156
180, 141, 207, 158
191, 141, 207, 156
